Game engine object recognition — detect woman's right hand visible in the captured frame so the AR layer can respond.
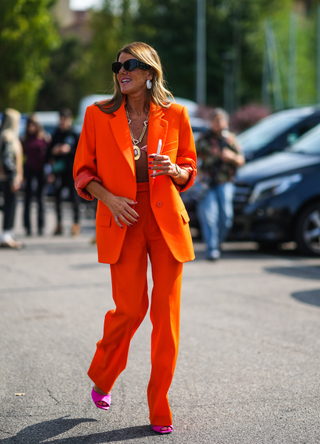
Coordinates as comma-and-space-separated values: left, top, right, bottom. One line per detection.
85, 180, 139, 229
103, 193, 139, 229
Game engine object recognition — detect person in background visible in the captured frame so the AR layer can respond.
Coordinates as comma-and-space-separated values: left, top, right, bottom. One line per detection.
21, 115, 50, 236
47, 109, 80, 236
0, 109, 24, 249
196, 108, 245, 261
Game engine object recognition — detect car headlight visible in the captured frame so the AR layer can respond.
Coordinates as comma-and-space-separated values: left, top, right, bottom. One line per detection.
249, 173, 302, 204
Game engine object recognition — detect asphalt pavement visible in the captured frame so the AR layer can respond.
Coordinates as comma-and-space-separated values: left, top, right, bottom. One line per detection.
0, 201, 320, 444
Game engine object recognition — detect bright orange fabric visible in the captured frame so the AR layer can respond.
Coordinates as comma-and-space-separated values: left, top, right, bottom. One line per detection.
73, 99, 197, 264
88, 183, 183, 426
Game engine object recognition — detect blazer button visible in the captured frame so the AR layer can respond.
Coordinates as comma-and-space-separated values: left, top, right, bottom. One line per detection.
156, 201, 163, 207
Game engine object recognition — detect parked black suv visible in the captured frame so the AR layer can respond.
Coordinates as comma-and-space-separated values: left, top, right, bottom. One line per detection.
238, 107, 320, 162
232, 124, 320, 255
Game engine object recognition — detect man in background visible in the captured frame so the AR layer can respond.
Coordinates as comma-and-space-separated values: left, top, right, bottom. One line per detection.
196, 108, 245, 261
47, 109, 80, 236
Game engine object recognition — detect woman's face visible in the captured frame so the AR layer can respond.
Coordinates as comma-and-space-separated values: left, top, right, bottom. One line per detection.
211, 114, 228, 133
117, 52, 153, 96
27, 122, 37, 135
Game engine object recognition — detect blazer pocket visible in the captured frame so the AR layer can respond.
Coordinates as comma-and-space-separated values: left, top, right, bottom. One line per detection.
180, 208, 190, 224
96, 213, 112, 227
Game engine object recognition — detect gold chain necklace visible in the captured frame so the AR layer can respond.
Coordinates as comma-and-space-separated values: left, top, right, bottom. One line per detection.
125, 106, 149, 160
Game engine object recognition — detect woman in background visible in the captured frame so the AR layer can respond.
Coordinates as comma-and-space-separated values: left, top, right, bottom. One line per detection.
21, 115, 50, 236
0, 109, 23, 249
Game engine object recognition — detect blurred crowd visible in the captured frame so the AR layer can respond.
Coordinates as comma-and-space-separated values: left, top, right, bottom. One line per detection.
0, 108, 80, 249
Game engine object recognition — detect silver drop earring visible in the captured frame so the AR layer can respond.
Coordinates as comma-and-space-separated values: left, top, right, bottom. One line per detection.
146, 79, 152, 90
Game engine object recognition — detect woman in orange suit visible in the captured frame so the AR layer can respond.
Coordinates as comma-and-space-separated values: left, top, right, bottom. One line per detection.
73, 42, 197, 434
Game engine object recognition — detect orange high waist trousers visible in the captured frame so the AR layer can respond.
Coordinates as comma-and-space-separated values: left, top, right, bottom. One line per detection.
88, 183, 183, 426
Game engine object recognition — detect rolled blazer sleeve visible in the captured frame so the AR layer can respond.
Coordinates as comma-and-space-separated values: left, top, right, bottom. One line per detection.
73, 106, 102, 201
174, 106, 197, 193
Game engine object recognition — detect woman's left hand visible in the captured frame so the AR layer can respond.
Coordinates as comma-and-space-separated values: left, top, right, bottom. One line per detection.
148, 154, 177, 178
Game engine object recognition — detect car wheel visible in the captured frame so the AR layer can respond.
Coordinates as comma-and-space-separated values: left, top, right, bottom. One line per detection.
295, 202, 320, 256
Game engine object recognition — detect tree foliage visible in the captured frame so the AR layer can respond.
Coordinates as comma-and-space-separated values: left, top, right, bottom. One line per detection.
36, 0, 133, 114
36, 35, 92, 114
86, 0, 132, 95
34, 0, 319, 114
0, 0, 60, 112
271, 5, 318, 107
133, 0, 293, 107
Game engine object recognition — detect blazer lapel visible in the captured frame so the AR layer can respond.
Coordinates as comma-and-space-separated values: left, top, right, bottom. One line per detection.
109, 99, 135, 176
147, 102, 168, 157
109, 100, 168, 180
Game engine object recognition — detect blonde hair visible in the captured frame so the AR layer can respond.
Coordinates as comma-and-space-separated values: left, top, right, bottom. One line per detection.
0, 108, 21, 144
95, 42, 174, 114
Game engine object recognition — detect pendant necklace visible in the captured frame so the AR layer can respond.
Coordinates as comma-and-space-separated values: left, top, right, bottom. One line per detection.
125, 106, 149, 160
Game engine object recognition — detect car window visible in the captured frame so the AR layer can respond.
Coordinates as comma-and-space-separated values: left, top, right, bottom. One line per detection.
237, 113, 305, 152
285, 119, 320, 145
288, 123, 320, 155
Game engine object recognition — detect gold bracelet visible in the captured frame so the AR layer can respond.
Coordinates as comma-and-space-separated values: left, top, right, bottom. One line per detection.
174, 164, 182, 179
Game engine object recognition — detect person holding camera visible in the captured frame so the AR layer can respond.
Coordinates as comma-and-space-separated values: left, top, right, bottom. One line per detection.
196, 108, 245, 260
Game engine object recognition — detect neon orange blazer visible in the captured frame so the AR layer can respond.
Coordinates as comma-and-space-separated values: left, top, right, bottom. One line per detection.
73, 99, 197, 264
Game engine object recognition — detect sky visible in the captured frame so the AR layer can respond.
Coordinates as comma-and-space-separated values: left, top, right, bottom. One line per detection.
70, 0, 103, 10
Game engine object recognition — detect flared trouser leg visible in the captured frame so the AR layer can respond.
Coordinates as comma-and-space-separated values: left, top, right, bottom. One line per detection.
87, 235, 149, 394
147, 236, 183, 426
87, 183, 183, 426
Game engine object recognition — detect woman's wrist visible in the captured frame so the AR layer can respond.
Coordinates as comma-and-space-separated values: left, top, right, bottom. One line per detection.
171, 164, 189, 185
173, 164, 182, 179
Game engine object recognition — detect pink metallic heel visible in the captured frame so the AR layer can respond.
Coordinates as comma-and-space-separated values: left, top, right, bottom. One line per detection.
152, 425, 173, 434
91, 388, 111, 411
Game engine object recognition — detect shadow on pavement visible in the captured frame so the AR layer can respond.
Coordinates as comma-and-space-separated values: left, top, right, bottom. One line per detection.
291, 289, 320, 308
20, 242, 96, 256
193, 241, 311, 262
265, 265, 320, 281
0, 417, 155, 443
194, 249, 270, 261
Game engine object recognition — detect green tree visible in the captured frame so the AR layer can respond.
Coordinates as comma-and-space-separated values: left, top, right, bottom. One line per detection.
271, 5, 318, 107
87, 0, 135, 94
133, 0, 196, 100
36, 35, 93, 115
0, 0, 60, 112
134, 0, 292, 108
36, 0, 135, 114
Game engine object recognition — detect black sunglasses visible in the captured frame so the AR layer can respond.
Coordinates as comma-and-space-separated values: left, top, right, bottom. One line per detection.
112, 59, 151, 74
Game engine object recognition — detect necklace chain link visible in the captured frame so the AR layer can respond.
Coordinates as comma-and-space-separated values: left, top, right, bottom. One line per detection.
125, 107, 149, 160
